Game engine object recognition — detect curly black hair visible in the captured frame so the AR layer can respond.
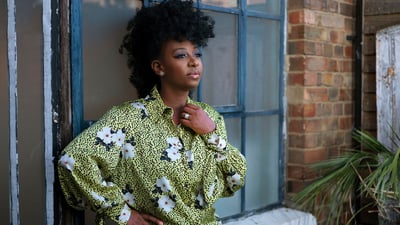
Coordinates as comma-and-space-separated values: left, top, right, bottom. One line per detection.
119, 0, 215, 98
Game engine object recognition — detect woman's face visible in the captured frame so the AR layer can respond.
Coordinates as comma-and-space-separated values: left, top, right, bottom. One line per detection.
156, 40, 203, 92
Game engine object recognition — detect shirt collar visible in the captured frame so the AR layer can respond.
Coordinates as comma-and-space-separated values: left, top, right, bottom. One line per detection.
145, 86, 195, 119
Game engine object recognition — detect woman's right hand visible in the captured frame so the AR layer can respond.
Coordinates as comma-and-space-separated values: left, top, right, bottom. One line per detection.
127, 209, 163, 225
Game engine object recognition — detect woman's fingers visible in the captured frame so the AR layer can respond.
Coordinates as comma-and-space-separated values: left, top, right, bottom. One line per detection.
142, 214, 164, 225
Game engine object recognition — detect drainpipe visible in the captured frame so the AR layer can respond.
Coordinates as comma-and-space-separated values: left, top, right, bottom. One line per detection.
346, 0, 363, 223
353, 0, 363, 131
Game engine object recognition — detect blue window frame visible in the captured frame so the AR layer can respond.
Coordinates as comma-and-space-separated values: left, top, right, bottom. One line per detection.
71, 0, 286, 220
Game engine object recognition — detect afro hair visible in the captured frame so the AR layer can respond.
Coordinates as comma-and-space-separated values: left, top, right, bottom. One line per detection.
120, 0, 215, 97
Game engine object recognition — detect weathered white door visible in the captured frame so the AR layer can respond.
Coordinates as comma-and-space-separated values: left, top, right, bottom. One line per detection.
376, 25, 400, 149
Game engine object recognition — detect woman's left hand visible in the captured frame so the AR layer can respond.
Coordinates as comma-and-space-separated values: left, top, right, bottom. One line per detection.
180, 104, 215, 135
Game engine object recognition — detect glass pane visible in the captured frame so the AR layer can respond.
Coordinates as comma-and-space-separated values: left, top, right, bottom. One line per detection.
246, 18, 280, 111
215, 117, 242, 217
0, 0, 10, 222
245, 115, 280, 210
16, 1, 45, 224
82, 1, 141, 120
201, 11, 238, 107
248, 0, 280, 14
201, 0, 238, 8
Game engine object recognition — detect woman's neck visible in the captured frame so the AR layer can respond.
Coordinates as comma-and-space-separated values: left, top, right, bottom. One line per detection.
159, 87, 189, 124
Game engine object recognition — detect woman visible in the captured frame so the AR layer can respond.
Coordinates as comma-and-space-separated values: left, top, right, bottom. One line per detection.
58, 1, 247, 224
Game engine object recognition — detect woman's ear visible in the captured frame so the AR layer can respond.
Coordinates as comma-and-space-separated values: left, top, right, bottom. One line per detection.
151, 60, 164, 76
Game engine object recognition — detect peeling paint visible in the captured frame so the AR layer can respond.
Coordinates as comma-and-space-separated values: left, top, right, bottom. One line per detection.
7, 0, 20, 224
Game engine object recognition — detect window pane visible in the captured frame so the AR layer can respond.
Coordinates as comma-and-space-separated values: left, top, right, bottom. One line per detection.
248, 0, 280, 14
246, 18, 280, 111
215, 117, 242, 217
201, 11, 238, 107
245, 115, 280, 210
82, 1, 141, 120
201, 0, 238, 8
16, 1, 45, 224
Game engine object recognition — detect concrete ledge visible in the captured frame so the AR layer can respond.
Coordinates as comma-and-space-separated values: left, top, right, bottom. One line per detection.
223, 208, 317, 225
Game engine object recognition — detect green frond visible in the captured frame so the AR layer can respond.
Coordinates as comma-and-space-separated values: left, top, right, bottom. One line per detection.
292, 129, 400, 225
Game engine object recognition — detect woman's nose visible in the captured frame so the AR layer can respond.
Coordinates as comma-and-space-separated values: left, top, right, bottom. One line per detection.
189, 56, 200, 67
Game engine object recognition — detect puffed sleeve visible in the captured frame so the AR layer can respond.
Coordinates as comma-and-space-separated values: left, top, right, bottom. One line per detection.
199, 104, 247, 197
57, 106, 132, 225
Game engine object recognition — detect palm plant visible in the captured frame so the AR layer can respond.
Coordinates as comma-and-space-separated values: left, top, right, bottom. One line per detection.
292, 129, 400, 225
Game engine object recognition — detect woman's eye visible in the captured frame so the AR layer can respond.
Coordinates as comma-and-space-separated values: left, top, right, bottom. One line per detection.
174, 53, 188, 59
194, 52, 202, 58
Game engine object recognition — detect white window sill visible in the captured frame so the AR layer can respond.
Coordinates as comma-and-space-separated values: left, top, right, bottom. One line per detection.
222, 208, 317, 225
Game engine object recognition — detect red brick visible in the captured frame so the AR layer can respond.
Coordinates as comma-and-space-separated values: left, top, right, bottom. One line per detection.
289, 10, 304, 24
334, 103, 344, 116
305, 57, 329, 71
321, 73, 333, 86
288, 41, 302, 54
344, 45, 353, 58
330, 30, 340, 43
289, 133, 321, 148
328, 87, 339, 101
289, 25, 305, 40
334, 45, 344, 57
288, 147, 329, 165
304, 72, 318, 86
287, 164, 318, 180
304, 88, 329, 102
288, 103, 316, 117
287, 180, 308, 194
343, 60, 353, 72
303, 118, 339, 132
329, 59, 340, 72
287, 0, 305, 10
339, 88, 352, 101
289, 119, 306, 133
289, 56, 306, 71
344, 103, 353, 115
333, 74, 344, 87
315, 103, 333, 117
340, 117, 353, 129
289, 25, 327, 41
303, 148, 329, 164
340, 2, 354, 17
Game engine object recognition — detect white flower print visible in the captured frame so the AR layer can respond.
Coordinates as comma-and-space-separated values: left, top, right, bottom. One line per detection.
196, 193, 205, 207
166, 147, 181, 161
216, 138, 227, 149
118, 204, 131, 223
156, 176, 172, 192
208, 182, 216, 197
158, 195, 175, 213
97, 127, 113, 144
132, 102, 148, 117
186, 150, 194, 169
101, 180, 115, 187
91, 191, 111, 208
167, 137, 183, 150
186, 150, 194, 162
122, 143, 135, 159
207, 134, 227, 149
227, 173, 242, 189
112, 129, 126, 147
123, 192, 135, 206
132, 102, 146, 111
59, 154, 75, 171
214, 152, 227, 162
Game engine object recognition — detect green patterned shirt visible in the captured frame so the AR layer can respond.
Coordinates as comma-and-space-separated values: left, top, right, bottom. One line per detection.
58, 87, 247, 225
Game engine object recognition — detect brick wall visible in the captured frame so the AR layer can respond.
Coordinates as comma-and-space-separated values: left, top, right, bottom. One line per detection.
286, 0, 356, 195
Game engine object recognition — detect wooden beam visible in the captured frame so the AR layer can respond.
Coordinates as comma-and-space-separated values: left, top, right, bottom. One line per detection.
7, 0, 20, 224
